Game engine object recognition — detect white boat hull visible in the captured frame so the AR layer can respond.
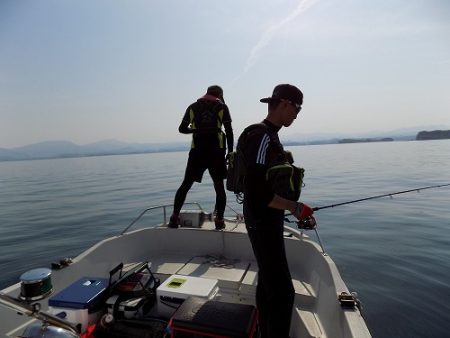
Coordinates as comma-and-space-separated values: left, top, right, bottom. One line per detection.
0, 208, 371, 338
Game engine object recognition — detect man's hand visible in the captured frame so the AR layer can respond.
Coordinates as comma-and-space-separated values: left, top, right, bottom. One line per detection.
293, 202, 314, 220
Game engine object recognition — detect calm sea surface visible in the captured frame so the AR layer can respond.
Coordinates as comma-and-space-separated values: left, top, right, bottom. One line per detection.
1, 140, 450, 337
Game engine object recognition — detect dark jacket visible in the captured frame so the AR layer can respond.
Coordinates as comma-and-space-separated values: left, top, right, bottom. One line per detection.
241, 120, 285, 226
179, 95, 233, 152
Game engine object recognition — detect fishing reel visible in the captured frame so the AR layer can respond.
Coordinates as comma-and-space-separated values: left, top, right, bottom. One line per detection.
297, 216, 317, 230
284, 215, 324, 253
284, 215, 317, 230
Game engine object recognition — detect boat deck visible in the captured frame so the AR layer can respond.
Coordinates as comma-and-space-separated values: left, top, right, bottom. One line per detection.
147, 219, 322, 337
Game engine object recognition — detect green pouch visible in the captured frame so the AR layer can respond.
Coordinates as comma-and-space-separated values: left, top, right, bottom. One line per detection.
266, 162, 304, 201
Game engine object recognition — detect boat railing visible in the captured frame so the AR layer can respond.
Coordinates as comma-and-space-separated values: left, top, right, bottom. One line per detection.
120, 202, 203, 235
120, 203, 326, 254
284, 217, 327, 255
0, 293, 79, 335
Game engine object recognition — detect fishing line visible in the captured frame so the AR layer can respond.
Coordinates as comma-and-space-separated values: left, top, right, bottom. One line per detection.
312, 183, 450, 211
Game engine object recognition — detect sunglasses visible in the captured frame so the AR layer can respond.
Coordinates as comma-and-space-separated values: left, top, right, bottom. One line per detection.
281, 99, 302, 113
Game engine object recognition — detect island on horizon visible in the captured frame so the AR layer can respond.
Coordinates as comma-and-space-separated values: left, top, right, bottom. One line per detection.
338, 137, 394, 144
416, 130, 450, 141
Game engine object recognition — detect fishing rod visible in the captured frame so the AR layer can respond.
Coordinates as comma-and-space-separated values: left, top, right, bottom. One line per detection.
312, 183, 450, 212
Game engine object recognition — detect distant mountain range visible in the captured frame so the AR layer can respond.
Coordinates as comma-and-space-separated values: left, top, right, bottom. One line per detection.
1, 125, 448, 162
0, 139, 189, 161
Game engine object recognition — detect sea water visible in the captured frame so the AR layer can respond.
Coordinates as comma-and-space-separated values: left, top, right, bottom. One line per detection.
1, 139, 450, 338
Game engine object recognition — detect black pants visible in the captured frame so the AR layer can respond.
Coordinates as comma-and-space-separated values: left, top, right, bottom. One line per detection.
246, 222, 294, 338
173, 148, 227, 218
173, 178, 226, 218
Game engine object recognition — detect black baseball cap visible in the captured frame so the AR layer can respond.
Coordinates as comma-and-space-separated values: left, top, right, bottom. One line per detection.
260, 84, 303, 105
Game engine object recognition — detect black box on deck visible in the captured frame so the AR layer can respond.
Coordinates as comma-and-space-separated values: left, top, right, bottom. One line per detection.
169, 296, 257, 338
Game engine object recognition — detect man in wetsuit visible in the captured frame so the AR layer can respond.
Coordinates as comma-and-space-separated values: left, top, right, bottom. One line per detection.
169, 85, 233, 230
239, 84, 314, 338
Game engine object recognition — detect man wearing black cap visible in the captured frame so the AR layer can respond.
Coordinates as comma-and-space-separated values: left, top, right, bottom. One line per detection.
239, 84, 314, 338
169, 85, 234, 229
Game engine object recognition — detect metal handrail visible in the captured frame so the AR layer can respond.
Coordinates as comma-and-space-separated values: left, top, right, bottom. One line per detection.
0, 293, 79, 335
120, 202, 203, 235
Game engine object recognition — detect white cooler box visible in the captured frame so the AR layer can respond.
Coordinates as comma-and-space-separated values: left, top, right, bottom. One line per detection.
179, 210, 209, 227
156, 274, 218, 318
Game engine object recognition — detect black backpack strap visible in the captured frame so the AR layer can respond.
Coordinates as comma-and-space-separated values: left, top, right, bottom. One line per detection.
238, 122, 271, 149
242, 122, 285, 161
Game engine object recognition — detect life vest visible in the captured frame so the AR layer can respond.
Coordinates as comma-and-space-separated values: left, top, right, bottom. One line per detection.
189, 99, 227, 149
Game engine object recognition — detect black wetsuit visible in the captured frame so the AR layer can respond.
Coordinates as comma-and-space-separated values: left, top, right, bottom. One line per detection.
173, 96, 233, 219
241, 119, 294, 338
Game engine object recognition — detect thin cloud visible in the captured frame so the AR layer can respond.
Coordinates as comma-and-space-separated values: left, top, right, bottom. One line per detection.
243, 0, 320, 73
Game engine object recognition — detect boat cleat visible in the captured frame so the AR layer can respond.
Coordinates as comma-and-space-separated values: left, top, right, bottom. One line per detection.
338, 291, 362, 311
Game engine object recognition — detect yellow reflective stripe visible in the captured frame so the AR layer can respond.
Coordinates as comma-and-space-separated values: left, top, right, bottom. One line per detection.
218, 109, 224, 126
217, 109, 224, 148
189, 108, 196, 130
265, 163, 293, 179
218, 132, 224, 148
267, 163, 292, 172
190, 108, 196, 149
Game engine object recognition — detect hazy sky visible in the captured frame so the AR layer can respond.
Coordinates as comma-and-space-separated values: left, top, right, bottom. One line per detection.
1, 0, 449, 148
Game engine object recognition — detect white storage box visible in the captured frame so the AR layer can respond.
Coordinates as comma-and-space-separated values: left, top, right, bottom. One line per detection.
179, 210, 208, 227
156, 275, 218, 318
